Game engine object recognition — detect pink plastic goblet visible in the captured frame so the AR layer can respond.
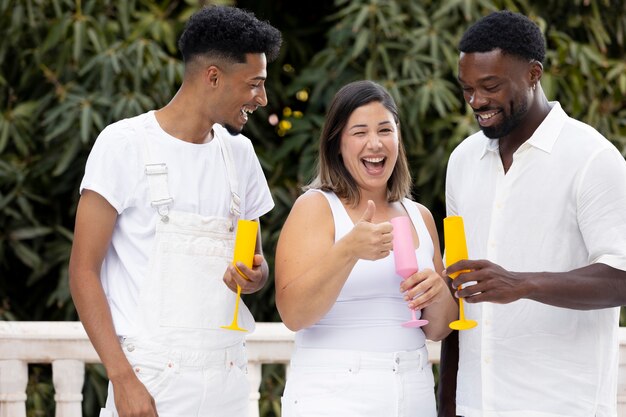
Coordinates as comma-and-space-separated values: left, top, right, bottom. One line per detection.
391, 216, 429, 328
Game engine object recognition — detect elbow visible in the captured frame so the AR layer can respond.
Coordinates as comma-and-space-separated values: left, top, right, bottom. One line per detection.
281, 319, 305, 332
425, 327, 452, 342
275, 300, 312, 332
276, 306, 308, 332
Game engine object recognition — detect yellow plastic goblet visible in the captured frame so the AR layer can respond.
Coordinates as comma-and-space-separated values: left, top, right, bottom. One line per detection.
221, 219, 258, 332
443, 215, 477, 331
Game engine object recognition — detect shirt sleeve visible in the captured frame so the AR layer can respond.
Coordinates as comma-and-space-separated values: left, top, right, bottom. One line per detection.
79, 121, 142, 214
577, 146, 626, 271
242, 140, 274, 220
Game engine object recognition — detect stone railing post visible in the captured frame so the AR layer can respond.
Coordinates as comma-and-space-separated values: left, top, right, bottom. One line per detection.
247, 362, 262, 417
52, 359, 85, 417
0, 359, 28, 417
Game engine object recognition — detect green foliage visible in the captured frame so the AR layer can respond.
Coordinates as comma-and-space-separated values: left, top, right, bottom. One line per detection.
0, 0, 193, 323
275, 0, 626, 232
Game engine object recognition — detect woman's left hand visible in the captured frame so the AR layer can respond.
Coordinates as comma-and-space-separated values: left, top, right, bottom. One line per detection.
399, 268, 449, 311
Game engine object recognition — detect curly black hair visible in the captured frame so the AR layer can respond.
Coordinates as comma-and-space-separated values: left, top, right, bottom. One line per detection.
459, 10, 545, 63
177, 5, 282, 64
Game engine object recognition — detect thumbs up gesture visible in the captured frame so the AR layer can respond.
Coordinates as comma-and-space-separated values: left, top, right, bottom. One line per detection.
346, 200, 393, 260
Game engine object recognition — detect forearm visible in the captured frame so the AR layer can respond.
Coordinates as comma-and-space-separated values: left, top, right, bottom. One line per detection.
422, 292, 457, 341
69, 270, 133, 381
276, 239, 358, 331
524, 263, 626, 309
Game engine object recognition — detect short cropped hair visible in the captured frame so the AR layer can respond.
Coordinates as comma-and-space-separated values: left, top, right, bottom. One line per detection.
178, 6, 282, 64
459, 10, 545, 63
306, 80, 412, 206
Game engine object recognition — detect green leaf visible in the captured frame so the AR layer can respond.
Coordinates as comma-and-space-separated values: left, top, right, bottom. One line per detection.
10, 227, 53, 240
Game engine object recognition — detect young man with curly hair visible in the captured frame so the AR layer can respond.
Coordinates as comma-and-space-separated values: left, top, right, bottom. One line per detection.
69, 6, 281, 417
439, 10, 626, 417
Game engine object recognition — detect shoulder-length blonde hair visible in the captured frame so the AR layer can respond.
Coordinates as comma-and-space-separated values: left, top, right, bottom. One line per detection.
305, 80, 412, 206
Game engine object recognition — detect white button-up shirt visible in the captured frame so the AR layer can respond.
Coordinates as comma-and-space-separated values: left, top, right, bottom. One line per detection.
446, 102, 626, 417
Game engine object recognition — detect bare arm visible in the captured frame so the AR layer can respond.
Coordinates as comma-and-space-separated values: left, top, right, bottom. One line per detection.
400, 204, 457, 341
449, 260, 626, 309
275, 192, 393, 331
223, 220, 269, 294
69, 190, 157, 417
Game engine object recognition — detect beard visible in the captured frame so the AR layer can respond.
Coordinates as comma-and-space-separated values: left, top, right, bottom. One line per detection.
479, 99, 528, 139
223, 123, 242, 135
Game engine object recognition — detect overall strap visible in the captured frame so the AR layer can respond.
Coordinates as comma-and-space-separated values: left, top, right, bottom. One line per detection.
140, 114, 173, 223
213, 130, 240, 230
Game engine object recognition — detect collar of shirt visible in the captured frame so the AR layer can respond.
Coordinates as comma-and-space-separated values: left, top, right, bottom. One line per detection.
478, 101, 567, 159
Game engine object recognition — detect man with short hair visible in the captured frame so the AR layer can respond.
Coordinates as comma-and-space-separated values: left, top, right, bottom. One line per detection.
69, 6, 282, 417
439, 10, 626, 417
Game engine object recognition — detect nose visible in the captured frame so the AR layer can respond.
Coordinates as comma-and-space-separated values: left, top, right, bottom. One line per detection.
469, 91, 487, 108
256, 85, 268, 107
367, 134, 382, 150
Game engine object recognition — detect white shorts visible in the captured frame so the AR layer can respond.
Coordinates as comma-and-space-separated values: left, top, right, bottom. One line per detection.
99, 338, 249, 417
281, 346, 436, 417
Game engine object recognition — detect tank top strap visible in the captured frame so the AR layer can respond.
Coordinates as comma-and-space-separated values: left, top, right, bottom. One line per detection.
401, 198, 434, 255
306, 189, 353, 241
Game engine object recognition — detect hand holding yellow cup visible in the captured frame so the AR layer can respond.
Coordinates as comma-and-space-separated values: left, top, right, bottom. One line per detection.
221, 219, 258, 332
443, 216, 477, 330
232, 219, 258, 279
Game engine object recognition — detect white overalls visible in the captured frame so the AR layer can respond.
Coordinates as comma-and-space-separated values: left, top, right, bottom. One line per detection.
100, 129, 254, 417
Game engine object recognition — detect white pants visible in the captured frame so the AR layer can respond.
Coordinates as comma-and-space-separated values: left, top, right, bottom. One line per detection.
100, 338, 249, 417
281, 346, 436, 417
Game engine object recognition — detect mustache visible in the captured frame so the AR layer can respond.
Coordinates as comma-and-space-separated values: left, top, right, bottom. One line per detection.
472, 106, 500, 113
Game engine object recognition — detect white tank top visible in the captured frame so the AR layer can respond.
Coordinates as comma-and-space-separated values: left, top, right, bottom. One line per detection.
295, 190, 433, 352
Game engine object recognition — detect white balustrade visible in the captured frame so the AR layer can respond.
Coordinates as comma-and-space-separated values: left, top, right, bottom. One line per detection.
0, 322, 625, 416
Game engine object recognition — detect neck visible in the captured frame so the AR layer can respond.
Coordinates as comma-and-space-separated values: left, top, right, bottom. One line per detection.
155, 83, 215, 144
499, 91, 552, 171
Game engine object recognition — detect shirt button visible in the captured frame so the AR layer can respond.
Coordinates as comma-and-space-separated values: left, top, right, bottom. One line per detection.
126, 344, 135, 352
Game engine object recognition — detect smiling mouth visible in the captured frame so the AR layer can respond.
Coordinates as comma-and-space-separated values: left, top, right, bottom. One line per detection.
362, 156, 386, 171
240, 106, 255, 122
475, 110, 501, 122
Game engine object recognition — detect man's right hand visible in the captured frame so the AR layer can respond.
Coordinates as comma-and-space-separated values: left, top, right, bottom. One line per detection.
111, 372, 158, 417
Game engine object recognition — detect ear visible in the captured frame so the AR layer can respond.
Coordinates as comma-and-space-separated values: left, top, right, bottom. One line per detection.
206, 65, 220, 87
529, 60, 543, 85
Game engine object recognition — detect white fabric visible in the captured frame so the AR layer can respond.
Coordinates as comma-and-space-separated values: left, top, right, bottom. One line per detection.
281, 346, 436, 417
446, 102, 626, 417
135, 210, 254, 349
80, 110, 274, 336
295, 190, 430, 352
101, 339, 249, 417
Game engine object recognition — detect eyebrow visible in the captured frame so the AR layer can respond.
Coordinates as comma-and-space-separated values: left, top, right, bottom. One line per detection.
457, 75, 501, 84
348, 120, 393, 130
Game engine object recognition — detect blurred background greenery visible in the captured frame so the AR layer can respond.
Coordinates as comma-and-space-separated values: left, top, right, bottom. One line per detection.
1, 0, 625, 415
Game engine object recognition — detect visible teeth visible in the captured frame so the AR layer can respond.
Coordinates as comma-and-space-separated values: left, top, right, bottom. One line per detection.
363, 157, 384, 163
479, 112, 497, 120
242, 108, 253, 114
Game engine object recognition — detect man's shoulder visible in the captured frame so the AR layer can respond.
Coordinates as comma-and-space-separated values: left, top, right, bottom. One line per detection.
98, 112, 150, 144
450, 130, 487, 160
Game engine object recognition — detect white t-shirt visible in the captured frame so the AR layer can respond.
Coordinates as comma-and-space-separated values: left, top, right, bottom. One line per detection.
446, 102, 626, 417
80, 111, 274, 336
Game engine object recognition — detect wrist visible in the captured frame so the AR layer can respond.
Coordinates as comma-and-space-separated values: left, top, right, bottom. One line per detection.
106, 363, 135, 384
